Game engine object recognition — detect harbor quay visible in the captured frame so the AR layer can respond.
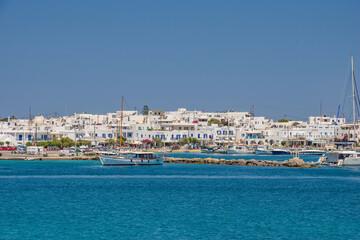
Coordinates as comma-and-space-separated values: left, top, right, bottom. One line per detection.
0, 108, 355, 149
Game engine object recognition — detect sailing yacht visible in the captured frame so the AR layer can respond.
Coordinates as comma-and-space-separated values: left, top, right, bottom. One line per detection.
318, 56, 360, 166
99, 97, 164, 166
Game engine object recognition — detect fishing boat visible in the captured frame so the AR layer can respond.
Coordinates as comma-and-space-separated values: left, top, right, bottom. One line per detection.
99, 97, 164, 166
226, 145, 252, 154
99, 152, 164, 166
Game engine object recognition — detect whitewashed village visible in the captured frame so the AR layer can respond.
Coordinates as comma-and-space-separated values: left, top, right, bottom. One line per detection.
0, 107, 356, 151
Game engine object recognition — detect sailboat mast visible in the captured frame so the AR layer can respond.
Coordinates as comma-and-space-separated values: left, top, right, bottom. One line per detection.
351, 56, 356, 142
119, 96, 124, 154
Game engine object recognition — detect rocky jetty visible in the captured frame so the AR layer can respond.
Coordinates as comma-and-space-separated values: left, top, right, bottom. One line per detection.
164, 157, 318, 168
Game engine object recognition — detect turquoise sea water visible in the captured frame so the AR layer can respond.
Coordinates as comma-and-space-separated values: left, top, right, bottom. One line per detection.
1, 155, 360, 239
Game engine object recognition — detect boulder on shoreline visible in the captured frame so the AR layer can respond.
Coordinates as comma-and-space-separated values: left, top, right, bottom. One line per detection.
164, 157, 318, 168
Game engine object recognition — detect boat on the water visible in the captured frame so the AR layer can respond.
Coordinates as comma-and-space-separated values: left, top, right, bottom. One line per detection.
318, 151, 360, 166
318, 56, 360, 167
99, 96, 164, 166
299, 149, 326, 155
99, 152, 164, 166
201, 147, 215, 153
255, 146, 272, 155
226, 145, 252, 154
271, 149, 291, 155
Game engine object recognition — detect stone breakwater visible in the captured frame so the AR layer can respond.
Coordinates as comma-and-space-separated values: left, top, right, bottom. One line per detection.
164, 157, 318, 168
0, 156, 99, 161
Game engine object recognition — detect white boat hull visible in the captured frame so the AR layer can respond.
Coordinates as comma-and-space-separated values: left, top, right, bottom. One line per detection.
255, 149, 272, 155
342, 157, 360, 166
299, 150, 325, 155
99, 155, 164, 166
226, 149, 252, 154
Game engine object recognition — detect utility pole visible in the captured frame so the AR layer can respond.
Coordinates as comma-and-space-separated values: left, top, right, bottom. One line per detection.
74, 125, 77, 155
34, 123, 37, 145
29, 106, 32, 144
93, 125, 96, 146
119, 97, 124, 154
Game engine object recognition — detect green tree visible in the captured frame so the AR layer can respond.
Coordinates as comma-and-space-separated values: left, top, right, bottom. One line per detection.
278, 119, 289, 123
153, 138, 162, 148
179, 137, 199, 145
25, 142, 32, 147
36, 141, 49, 147
77, 139, 91, 146
281, 141, 287, 146
60, 137, 75, 147
142, 105, 149, 115
0, 142, 3, 146
51, 140, 62, 148
292, 122, 300, 126
207, 118, 221, 126
116, 136, 126, 146
105, 139, 115, 147
5, 141, 10, 146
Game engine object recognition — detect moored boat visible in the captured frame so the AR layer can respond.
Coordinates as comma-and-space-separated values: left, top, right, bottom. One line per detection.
99, 152, 164, 166
318, 150, 360, 166
201, 147, 215, 153
226, 145, 252, 154
255, 146, 272, 155
299, 149, 326, 155
271, 149, 291, 155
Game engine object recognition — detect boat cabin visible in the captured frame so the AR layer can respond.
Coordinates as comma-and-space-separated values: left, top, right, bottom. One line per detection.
325, 151, 359, 164
124, 152, 156, 159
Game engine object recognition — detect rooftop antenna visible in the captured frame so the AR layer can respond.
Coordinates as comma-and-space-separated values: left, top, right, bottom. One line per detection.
250, 105, 254, 119
320, 101, 322, 116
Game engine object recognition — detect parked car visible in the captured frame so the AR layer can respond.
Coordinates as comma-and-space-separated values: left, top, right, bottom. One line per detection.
15, 148, 27, 154
59, 149, 75, 157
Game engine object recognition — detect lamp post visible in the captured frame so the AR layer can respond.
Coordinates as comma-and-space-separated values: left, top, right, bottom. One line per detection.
74, 125, 78, 156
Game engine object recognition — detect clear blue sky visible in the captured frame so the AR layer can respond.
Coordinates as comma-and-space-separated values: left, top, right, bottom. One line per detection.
1, 0, 360, 120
